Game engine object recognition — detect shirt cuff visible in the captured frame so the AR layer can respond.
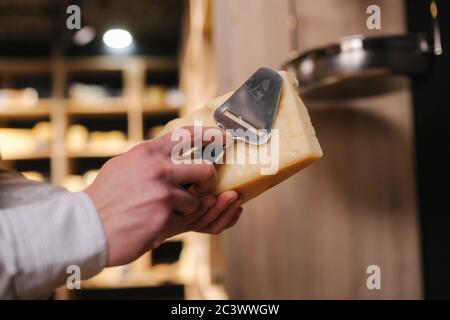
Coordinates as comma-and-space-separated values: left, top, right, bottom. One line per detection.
4, 191, 107, 299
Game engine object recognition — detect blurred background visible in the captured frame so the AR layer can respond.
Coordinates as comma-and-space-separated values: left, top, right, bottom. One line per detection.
0, 0, 449, 299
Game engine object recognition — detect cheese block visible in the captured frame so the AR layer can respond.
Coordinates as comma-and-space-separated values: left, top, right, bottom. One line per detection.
157, 71, 322, 203
0, 128, 35, 159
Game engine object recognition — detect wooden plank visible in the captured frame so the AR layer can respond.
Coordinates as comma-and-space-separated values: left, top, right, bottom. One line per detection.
124, 59, 146, 142
64, 56, 178, 73
1, 150, 51, 161
50, 51, 68, 186
0, 59, 51, 74
66, 97, 128, 116
0, 56, 178, 74
214, 0, 422, 299
0, 99, 52, 119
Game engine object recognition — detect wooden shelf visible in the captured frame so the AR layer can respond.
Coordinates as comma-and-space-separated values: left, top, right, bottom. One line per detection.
143, 104, 180, 116
66, 98, 180, 116
0, 99, 52, 119
2, 149, 51, 161
65, 56, 178, 73
0, 56, 177, 74
66, 141, 136, 158
67, 149, 123, 158
0, 58, 51, 74
0, 99, 180, 118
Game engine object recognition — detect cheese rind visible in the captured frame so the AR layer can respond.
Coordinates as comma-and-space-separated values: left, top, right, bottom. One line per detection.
158, 71, 323, 203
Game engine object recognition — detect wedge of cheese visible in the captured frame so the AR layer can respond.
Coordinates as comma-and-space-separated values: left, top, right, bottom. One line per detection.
158, 71, 322, 203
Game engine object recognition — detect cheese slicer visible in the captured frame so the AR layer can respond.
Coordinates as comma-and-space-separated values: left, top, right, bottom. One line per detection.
214, 67, 283, 147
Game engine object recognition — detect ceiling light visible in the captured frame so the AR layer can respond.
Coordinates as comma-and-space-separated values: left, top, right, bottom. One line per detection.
102, 28, 133, 49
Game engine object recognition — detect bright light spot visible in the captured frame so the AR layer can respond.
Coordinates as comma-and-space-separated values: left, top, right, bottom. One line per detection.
300, 59, 314, 75
340, 37, 363, 51
103, 29, 133, 49
73, 26, 96, 46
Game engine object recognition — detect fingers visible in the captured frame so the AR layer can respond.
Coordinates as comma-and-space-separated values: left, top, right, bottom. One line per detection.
170, 187, 200, 215
155, 126, 229, 156
184, 196, 217, 223
228, 207, 243, 228
181, 196, 216, 226
162, 196, 217, 240
199, 202, 243, 234
193, 174, 217, 195
187, 191, 239, 231
199, 196, 218, 215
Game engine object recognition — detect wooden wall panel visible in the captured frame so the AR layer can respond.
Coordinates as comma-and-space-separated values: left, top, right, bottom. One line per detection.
213, 0, 422, 299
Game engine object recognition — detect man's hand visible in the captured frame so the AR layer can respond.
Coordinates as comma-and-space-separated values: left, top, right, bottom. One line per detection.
84, 127, 242, 267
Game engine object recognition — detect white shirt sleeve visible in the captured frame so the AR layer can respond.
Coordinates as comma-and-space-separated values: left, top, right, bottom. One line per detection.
0, 176, 108, 299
